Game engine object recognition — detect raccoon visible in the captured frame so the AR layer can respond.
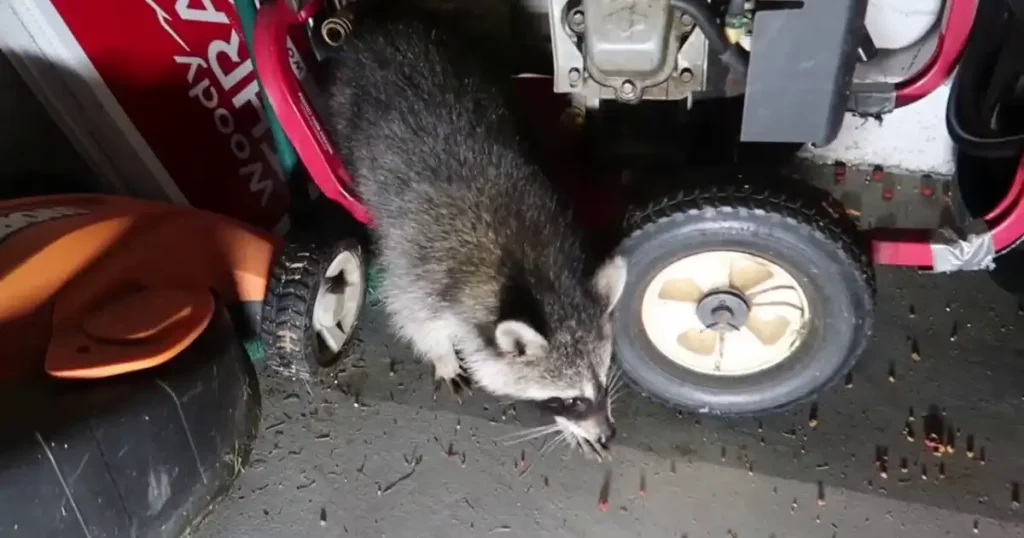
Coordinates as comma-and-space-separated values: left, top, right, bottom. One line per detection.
317, 11, 627, 456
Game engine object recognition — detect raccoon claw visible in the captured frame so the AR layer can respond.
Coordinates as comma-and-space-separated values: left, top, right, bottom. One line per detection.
449, 374, 473, 397
433, 371, 472, 403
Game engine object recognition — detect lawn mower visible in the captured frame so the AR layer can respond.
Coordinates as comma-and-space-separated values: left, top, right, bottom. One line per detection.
249, 0, 1024, 415
0, 194, 264, 537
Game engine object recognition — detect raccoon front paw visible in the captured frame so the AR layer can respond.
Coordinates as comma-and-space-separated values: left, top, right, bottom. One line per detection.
431, 359, 473, 403
435, 373, 473, 402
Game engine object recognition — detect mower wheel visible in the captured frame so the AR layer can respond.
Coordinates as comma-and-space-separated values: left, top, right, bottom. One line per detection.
613, 184, 875, 415
260, 233, 366, 379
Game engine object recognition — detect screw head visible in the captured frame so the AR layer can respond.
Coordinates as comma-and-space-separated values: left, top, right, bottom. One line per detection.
833, 161, 847, 184
680, 68, 694, 83
681, 14, 694, 27
619, 80, 637, 99
560, 106, 585, 130
712, 307, 733, 324
568, 67, 582, 86
568, 8, 585, 32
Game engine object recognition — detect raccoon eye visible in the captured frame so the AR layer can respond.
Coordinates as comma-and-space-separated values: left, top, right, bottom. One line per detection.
539, 398, 566, 412
565, 397, 589, 413
538, 397, 590, 414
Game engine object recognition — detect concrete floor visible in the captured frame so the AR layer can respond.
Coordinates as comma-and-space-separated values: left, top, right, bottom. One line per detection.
193, 267, 1024, 538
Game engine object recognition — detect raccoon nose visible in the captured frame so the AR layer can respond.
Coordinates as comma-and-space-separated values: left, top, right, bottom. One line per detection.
598, 423, 617, 447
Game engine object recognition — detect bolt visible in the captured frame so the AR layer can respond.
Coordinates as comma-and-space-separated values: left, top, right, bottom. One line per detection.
568, 8, 585, 32
871, 165, 885, 182
680, 14, 694, 28
920, 174, 935, 197
560, 106, 585, 130
619, 80, 637, 99
568, 67, 582, 86
834, 161, 847, 184
680, 68, 694, 83
712, 308, 732, 324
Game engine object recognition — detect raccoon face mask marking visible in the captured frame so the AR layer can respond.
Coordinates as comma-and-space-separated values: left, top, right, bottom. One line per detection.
472, 256, 628, 458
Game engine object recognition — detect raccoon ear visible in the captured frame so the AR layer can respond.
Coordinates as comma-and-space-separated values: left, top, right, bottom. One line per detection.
593, 255, 627, 313
495, 320, 549, 357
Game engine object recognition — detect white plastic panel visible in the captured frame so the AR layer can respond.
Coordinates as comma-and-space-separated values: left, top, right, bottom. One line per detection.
803, 0, 954, 175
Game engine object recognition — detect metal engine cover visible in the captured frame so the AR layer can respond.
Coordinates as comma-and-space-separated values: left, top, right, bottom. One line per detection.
581, 0, 681, 100
582, 0, 673, 79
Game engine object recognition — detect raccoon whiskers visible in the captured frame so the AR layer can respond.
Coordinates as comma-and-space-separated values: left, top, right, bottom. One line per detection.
575, 435, 607, 462
609, 381, 626, 407
609, 389, 625, 408
607, 365, 625, 403
585, 438, 609, 461
498, 424, 561, 445
607, 364, 623, 391
556, 427, 607, 462
539, 431, 570, 457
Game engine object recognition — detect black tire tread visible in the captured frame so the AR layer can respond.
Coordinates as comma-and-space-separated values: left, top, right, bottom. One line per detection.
259, 237, 338, 378
619, 182, 876, 415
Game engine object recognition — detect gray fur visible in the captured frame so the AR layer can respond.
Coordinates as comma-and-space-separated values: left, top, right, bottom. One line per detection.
317, 12, 627, 451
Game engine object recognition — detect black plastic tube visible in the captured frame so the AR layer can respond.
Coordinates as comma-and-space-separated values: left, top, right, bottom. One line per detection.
669, 0, 749, 75
946, 0, 1024, 159
727, 0, 746, 18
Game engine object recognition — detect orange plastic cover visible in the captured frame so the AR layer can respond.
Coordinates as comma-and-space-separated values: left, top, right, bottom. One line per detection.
0, 194, 281, 381
46, 287, 215, 379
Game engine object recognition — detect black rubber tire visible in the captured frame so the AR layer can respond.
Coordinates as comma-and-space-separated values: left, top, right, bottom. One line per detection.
260, 233, 366, 379
0, 305, 260, 538
613, 183, 876, 415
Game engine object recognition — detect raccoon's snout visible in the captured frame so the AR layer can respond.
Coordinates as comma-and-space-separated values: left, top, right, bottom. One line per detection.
586, 411, 616, 449
597, 421, 616, 448
546, 397, 617, 451
553, 413, 616, 458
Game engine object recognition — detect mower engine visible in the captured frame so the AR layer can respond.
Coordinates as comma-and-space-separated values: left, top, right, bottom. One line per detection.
521, 0, 869, 146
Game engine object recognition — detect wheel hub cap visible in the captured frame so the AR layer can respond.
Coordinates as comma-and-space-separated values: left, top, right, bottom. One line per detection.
696, 289, 750, 331
312, 249, 365, 357
639, 250, 811, 377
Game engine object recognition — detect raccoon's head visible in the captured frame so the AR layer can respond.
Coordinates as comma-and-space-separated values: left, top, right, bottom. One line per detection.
471, 256, 628, 458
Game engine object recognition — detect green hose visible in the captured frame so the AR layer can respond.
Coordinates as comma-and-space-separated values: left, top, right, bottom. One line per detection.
366, 261, 385, 307
234, 0, 300, 187
243, 338, 266, 363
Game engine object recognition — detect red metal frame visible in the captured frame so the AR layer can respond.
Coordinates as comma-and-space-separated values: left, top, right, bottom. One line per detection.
893, 0, 978, 108
871, 159, 1024, 267
253, 0, 1024, 270
253, 0, 372, 225
872, 0, 1024, 267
